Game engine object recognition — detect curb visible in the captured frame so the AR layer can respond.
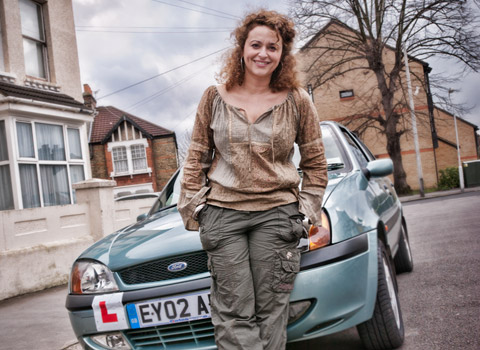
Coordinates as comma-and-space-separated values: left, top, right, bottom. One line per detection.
60, 340, 82, 350
399, 186, 480, 203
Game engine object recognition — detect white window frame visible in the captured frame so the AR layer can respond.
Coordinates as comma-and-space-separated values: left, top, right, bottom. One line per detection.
19, 0, 49, 80
0, 119, 15, 210
14, 118, 86, 208
112, 146, 128, 175
107, 138, 151, 177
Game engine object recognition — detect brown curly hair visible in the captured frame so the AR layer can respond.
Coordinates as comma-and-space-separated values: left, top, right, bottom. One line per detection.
217, 9, 300, 92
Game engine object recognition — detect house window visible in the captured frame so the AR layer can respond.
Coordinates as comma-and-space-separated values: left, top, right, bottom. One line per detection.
112, 146, 128, 174
339, 89, 354, 99
70, 164, 85, 203
15, 121, 85, 208
19, 0, 48, 79
0, 121, 14, 210
109, 140, 151, 177
16, 122, 35, 157
67, 128, 82, 159
19, 163, 41, 208
36, 123, 65, 160
131, 144, 147, 171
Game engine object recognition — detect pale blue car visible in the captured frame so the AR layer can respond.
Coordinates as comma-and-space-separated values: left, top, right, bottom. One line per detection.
66, 121, 413, 350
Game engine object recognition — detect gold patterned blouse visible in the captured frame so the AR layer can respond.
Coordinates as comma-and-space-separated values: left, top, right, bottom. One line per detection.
178, 85, 328, 231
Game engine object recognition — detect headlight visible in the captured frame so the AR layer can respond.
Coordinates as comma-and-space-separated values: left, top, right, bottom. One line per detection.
308, 210, 331, 251
70, 260, 119, 294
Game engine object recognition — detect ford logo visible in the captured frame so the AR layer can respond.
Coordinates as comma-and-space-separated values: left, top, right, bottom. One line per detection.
167, 262, 188, 272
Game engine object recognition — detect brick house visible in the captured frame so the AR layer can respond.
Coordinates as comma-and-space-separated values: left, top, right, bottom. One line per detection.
296, 20, 479, 189
0, 0, 92, 210
84, 86, 178, 198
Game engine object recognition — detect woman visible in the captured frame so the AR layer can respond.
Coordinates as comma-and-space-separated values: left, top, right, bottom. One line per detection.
178, 9, 328, 350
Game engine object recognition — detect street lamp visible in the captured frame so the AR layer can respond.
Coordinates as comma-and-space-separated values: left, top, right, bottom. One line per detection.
448, 89, 465, 192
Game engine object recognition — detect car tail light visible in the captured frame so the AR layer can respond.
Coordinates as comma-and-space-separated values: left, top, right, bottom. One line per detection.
308, 210, 331, 251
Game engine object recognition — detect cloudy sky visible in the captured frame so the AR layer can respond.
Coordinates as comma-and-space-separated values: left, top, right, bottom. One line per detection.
72, 0, 480, 139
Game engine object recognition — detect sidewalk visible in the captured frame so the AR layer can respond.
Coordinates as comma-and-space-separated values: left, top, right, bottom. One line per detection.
0, 186, 478, 350
399, 186, 480, 203
0, 284, 77, 350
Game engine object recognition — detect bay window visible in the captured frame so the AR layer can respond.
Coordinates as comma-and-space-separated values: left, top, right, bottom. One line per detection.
16, 121, 85, 208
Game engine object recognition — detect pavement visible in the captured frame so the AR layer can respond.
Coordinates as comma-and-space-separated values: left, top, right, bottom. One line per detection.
398, 185, 480, 202
0, 185, 478, 350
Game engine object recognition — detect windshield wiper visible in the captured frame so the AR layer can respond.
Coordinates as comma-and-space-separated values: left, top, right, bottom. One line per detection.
327, 162, 345, 171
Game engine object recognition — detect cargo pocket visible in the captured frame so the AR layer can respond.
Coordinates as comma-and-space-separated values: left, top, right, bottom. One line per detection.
272, 248, 301, 293
278, 214, 305, 242
199, 206, 223, 251
208, 255, 234, 309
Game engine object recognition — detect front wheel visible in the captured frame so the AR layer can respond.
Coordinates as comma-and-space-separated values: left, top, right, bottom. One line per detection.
357, 240, 405, 350
394, 223, 414, 273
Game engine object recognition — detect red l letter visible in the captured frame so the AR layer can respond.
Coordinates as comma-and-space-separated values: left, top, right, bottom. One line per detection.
100, 301, 118, 323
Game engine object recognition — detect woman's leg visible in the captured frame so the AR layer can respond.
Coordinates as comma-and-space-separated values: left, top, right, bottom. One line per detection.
199, 205, 262, 350
248, 203, 303, 350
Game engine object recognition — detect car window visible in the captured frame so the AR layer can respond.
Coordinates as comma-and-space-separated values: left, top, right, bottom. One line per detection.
149, 169, 182, 214
352, 134, 376, 161
340, 128, 370, 168
292, 124, 349, 173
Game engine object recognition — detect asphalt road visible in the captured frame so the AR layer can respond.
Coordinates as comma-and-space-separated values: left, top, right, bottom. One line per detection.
0, 190, 478, 350
288, 191, 480, 350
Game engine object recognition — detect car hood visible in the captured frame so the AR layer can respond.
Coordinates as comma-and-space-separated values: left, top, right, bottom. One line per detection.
78, 175, 346, 271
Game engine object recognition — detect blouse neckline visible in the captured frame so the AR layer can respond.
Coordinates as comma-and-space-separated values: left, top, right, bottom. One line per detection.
214, 86, 292, 124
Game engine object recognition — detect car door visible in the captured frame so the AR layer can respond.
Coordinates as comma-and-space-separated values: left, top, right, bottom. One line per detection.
339, 127, 402, 248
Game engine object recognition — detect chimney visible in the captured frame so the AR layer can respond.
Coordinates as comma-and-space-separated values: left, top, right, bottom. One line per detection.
83, 83, 97, 110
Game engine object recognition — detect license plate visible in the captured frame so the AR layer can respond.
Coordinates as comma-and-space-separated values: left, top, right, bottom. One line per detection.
126, 291, 211, 329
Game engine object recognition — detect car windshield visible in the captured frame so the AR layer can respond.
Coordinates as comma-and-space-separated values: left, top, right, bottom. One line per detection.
150, 124, 346, 214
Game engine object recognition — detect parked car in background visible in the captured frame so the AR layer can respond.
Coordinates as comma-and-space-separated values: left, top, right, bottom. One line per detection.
65, 121, 413, 350
114, 193, 161, 202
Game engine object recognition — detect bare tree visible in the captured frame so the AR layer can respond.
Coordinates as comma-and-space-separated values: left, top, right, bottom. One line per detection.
290, 0, 480, 194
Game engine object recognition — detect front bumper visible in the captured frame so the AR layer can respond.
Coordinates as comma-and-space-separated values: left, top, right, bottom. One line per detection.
66, 230, 378, 349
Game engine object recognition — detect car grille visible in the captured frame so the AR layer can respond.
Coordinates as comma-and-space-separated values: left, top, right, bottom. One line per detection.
118, 251, 208, 285
124, 318, 215, 349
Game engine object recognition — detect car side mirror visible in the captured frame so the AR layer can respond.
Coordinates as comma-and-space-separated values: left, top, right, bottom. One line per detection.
136, 213, 148, 222
363, 159, 393, 179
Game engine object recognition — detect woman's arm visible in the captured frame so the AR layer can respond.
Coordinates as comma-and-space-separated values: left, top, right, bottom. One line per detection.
295, 88, 328, 227
178, 86, 217, 230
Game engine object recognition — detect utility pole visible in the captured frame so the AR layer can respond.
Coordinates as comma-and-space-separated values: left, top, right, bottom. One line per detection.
403, 44, 425, 197
448, 89, 465, 192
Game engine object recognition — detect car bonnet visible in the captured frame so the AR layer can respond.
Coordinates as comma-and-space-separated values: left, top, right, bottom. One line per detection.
78, 206, 204, 271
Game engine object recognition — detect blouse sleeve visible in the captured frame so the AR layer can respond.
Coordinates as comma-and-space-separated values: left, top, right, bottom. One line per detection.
294, 88, 328, 227
178, 86, 217, 231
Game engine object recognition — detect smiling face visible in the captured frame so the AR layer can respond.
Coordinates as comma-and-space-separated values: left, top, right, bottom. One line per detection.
242, 25, 283, 81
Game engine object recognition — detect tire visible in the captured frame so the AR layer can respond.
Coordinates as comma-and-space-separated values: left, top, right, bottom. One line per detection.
357, 240, 405, 350
394, 223, 414, 273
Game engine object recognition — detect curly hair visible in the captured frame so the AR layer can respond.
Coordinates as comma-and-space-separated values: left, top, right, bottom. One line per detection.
217, 9, 300, 92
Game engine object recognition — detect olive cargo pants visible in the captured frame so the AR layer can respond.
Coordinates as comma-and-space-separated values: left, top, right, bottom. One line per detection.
198, 203, 304, 350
